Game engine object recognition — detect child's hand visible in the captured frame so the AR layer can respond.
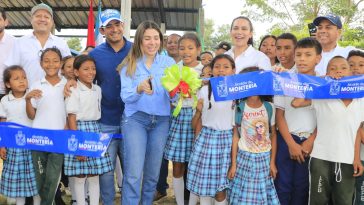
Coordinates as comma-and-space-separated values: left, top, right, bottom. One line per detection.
0, 147, 6, 160
137, 77, 153, 95
64, 79, 77, 97
76, 156, 86, 162
196, 99, 203, 113
288, 142, 305, 163
25, 89, 42, 100
270, 162, 278, 179
272, 65, 289, 73
228, 164, 237, 180
301, 137, 314, 158
353, 159, 364, 177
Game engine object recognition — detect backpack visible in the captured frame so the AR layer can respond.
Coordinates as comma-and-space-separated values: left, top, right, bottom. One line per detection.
235, 100, 273, 137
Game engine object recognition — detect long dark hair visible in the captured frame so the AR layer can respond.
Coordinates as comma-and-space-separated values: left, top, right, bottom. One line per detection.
3, 65, 26, 94
208, 54, 236, 109
230, 16, 254, 46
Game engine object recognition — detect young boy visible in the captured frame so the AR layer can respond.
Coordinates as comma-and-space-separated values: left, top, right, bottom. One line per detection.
292, 55, 364, 205
348, 50, 364, 75
274, 33, 297, 72
274, 37, 320, 205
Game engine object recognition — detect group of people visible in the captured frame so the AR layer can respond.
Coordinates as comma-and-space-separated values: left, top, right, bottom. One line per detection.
0, 2, 364, 205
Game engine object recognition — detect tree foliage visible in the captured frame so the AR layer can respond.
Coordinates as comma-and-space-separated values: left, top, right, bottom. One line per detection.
241, 0, 364, 48
203, 19, 231, 51
67, 37, 82, 51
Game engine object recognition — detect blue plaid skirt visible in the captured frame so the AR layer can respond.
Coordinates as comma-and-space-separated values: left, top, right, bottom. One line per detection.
0, 148, 38, 197
64, 121, 113, 176
229, 150, 280, 205
186, 126, 232, 196
164, 107, 194, 162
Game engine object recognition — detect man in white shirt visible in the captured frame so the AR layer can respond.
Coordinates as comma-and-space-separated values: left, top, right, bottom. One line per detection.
5, 3, 70, 86
0, 8, 15, 98
313, 14, 354, 76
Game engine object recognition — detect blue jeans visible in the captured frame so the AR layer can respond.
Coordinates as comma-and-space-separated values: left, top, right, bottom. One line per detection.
99, 122, 123, 205
122, 111, 170, 205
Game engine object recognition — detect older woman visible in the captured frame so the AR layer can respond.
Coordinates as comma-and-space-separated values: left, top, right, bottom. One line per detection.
119, 21, 175, 205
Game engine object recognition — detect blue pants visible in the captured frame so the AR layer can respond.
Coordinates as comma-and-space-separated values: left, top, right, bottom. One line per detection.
156, 158, 169, 194
99, 122, 123, 205
122, 111, 170, 205
274, 132, 309, 205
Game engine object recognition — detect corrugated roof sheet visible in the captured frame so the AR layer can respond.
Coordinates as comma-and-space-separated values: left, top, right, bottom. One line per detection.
1, 0, 202, 31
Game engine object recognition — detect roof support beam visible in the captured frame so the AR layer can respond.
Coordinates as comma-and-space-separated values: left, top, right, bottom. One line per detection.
5, 7, 198, 13
157, 0, 166, 25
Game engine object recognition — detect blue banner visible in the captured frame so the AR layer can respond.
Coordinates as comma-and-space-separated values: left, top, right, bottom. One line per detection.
211, 71, 364, 101
0, 122, 113, 157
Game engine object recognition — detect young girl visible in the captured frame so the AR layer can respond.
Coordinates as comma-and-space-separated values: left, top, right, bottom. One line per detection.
163, 32, 203, 205
64, 55, 113, 205
0, 66, 41, 205
200, 51, 213, 66
61, 55, 75, 80
259, 35, 279, 66
228, 67, 279, 205
200, 64, 212, 86
187, 54, 236, 205
226, 16, 271, 73
25, 47, 67, 205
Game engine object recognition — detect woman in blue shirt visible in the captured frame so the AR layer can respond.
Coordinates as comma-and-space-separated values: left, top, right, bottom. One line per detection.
119, 20, 175, 205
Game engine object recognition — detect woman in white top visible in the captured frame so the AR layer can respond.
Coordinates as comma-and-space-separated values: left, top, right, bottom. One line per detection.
226, 16, 271, 73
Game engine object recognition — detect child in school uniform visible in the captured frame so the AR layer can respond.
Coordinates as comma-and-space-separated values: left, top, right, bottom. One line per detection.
228, 67, 279, 205
64, 55, 113, 205
274, 37, 320, 205
163, 33, 203, 205
0, 66, 41, 205
25, 47, 67, 205
187, 54, 236, 205
292, 53, 364, 205
61, 55, 75, 80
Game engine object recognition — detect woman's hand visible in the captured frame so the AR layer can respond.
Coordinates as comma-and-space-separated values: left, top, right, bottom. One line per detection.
137, 77, 153, 95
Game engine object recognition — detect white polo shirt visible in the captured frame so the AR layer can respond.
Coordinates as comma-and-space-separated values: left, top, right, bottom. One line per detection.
199, 85, 234, 131
315, 45, 354, 76
0, 92, 32, 126
0, 32, 16, 94
311, 98, 364, 164
31, 77, 67, 130
65, 81, 102, 121
5, 33, 71, 86
225, 45, 272, 73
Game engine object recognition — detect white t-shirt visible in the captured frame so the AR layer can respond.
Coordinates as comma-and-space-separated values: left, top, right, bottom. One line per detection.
5, 33, 71, 86
198, 85, 234, 131
238, 102, 275, 153
311, 99, 364, 164
66, 81, 102, 121
274, 95, 316, 135
0, 32, 16, 94
225, 45, 272, 73
0, 92, 32, 126
31, 77, 67, 130
315, 45, 354, 76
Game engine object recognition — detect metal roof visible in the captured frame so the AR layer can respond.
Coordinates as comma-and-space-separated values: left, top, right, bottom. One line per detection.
1, 0, 202, 31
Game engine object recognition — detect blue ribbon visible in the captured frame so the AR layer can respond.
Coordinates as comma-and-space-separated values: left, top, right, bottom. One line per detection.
0, 122, 113, 157
210, 71, 364, 101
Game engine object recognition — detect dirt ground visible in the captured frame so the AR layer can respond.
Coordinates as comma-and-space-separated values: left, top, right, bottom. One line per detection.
0, 160, 178, 205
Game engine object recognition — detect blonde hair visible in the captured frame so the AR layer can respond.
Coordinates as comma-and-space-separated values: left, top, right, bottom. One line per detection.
117, 21, 164, 77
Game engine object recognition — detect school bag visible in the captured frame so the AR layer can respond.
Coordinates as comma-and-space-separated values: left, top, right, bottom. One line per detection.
235, 100, 273, 137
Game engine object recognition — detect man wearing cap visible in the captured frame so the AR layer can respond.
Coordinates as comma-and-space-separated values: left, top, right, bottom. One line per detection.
0, 7, 15, 99
5, 3, 70, 86
88, 9, 132, 205
214, 41, 231, 56
313, 14, 354, 76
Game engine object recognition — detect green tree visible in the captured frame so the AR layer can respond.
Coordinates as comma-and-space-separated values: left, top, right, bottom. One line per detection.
242, 0, 364, 48
212, 24, 231, 48
203, 18, 215, 51
67, 37, 82, 51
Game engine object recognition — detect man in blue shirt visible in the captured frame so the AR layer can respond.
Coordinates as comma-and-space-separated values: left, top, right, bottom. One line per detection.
88, 9, 132, 205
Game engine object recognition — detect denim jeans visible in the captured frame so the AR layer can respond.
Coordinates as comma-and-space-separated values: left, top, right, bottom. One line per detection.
99, 122, 123, 205
122, 111, 170, 205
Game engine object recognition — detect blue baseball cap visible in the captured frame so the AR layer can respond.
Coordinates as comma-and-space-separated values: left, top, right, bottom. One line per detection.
313, 14, 342, 29
100, 9, 123, 27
